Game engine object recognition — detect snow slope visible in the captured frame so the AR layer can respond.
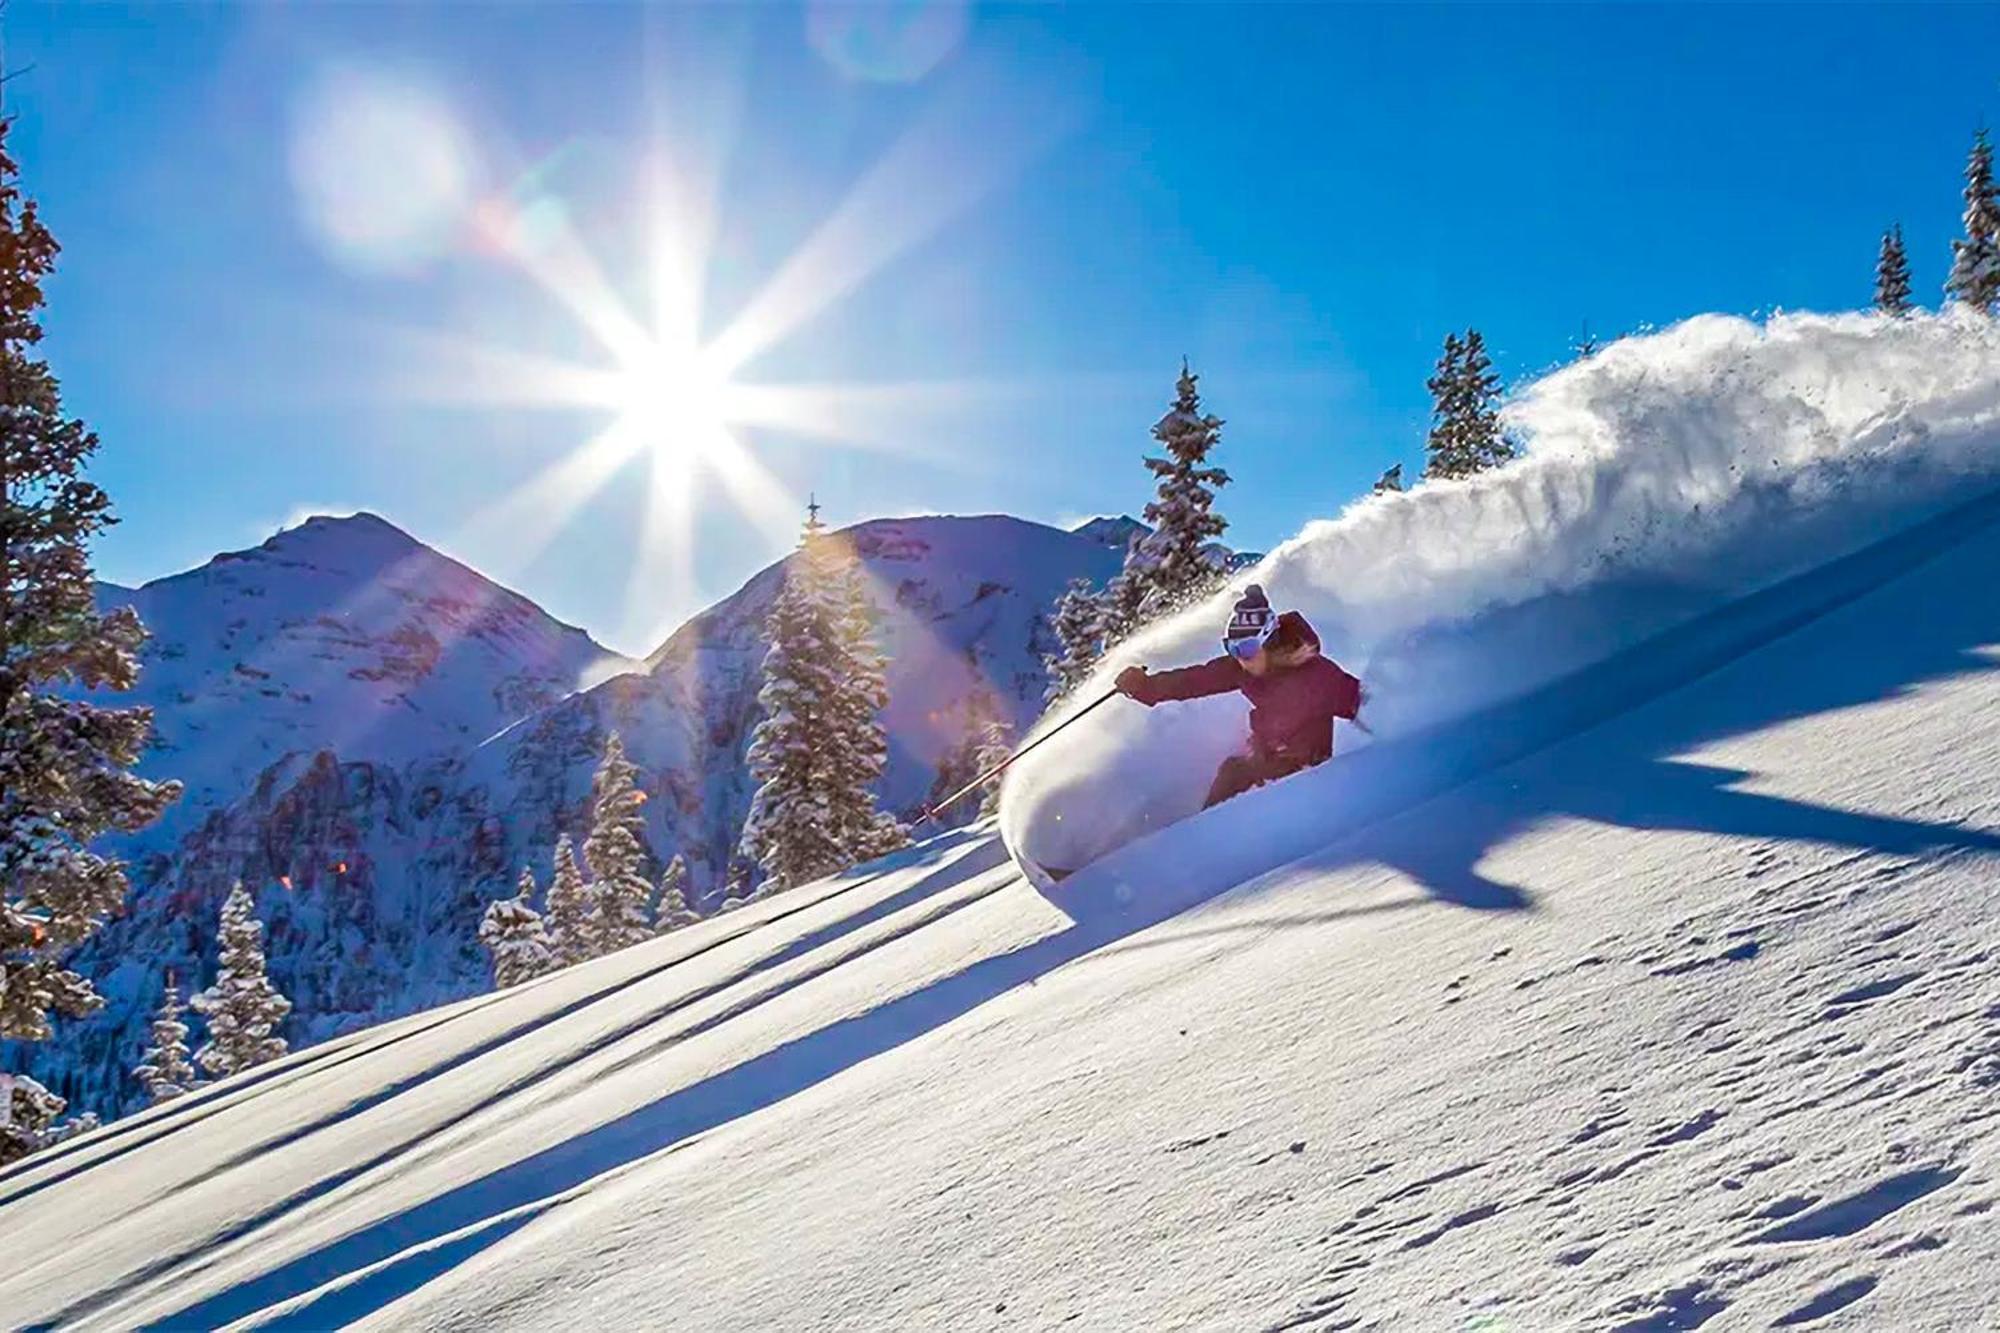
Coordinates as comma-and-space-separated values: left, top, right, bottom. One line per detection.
1004, 310, 2000, 873
5, 327, 2000, 1328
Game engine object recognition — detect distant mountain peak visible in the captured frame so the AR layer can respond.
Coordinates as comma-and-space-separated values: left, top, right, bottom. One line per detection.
1069, 515, 1150, 550
286, 509, 408, 537
258, 510, 424, 561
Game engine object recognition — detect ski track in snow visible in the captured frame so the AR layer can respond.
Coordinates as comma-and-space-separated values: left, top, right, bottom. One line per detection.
5, 314, 2000, 1329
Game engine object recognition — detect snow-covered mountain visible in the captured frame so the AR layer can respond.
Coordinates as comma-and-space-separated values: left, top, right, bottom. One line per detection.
13, 511, 1129, 1119
1070, 511, 1262, 570
1069, 513, 1150, 551
93, 512, 619, 841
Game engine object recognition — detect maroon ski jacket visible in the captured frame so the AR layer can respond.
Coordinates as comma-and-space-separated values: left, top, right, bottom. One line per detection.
1124, 612, 1361, 762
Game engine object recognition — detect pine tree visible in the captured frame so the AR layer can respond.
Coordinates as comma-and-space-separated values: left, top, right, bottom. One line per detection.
1423, 329, 1513, 481
717, 857, 754, 913
0, 1071, 67, 1165
1132, 360, 1229, 620
132, 974, 195, 1105
1043, 577, 1105, 703
479, 867, 553, 988
1946, 128, 2000, 313
654, 855, 698, 933
1876, 224, 1914, 314
1573, 322, 1599, 359
191, 883, 291, 1080
583, 731, 654, 957
543, 835, 592, 968
45, 1106, 97, 1146
826, 553, 908, 862
1094, 562, 1151, 656
970, 715, 1012, 819
739, 509, 846, 891
1372, 464, 1405, 495
739, 505, 906, 892
925, 687, 1014, 824
1, 119, 181, 1047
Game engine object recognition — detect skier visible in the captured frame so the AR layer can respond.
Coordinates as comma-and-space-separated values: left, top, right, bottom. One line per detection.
1114, 585, 1363, 808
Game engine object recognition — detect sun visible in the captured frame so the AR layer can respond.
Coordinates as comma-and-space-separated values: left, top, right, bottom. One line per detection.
610, 346, 738, 469
370, 56, 1073, 651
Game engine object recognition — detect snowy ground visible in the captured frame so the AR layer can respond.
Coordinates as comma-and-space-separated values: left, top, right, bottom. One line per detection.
5, 439, 2000, 1329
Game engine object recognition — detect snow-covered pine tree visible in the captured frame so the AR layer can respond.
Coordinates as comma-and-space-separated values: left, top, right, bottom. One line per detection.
740, 505, 905, 892
970, 713, 1012, 820
0, 1072, 67, 1165
1043, 577, 1106, 702
1093, 562, 1151, 656
1, 118, 180, 1049
479, 867, 553, 988
1876, 224, 1914, 314
191, 883, 291, 1080
1372, 464, 1405, 495
654, 855, 698, 933
717, 857, 754, 913
924, 686, 1014, 825
543, 835, 592, 968
583, 731, 654, 957
45, 1107, 97, 1146
739, 508, 846, 891
826, 549, 908, 863
1946, 128, 2000, 313
1133, 360, 1229, 620
925, 730, 980, 826
132, 974, 195, 1104
1423, 329, 1513, 480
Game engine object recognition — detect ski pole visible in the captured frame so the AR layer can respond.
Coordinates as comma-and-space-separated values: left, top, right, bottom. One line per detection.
914, 688, 1121, 828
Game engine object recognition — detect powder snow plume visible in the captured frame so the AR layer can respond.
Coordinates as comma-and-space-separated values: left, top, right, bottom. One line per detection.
1001, 309, 2000, 873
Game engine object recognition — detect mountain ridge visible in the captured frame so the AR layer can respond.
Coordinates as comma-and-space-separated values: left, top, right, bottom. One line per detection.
17, 506, 1132, 1118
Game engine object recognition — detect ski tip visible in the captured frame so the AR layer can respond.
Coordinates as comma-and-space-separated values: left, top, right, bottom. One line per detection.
1011, 849, 1083, 897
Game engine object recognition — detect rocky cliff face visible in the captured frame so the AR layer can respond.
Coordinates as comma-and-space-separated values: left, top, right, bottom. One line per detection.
15, 511, 1128, 1118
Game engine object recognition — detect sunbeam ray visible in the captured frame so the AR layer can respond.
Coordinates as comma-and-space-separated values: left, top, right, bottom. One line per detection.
454, 421, 647, 575
620, 428, 704, 651
373, 327, 626, 412
703, 65, 1072, 378
705, 431, 804, 550
477, 193, 656, 370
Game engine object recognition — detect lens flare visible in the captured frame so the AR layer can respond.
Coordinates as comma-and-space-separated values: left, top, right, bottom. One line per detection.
806, 0, 970, 83
289, 66, 475, 274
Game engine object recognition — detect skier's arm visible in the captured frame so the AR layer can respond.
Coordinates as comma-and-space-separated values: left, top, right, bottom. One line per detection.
1318, 659, 1363, 720
1117, 657, 1242, 705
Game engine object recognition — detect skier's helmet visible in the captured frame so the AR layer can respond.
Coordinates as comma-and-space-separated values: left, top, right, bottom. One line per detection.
1224, 584, 1277, 660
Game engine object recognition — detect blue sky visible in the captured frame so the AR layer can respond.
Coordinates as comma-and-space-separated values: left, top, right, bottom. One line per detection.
15, 3, 1999, 654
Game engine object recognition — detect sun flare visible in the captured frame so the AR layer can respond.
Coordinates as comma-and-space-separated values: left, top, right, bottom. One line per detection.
359, 52, 1068, 650
611, 346, 738, 468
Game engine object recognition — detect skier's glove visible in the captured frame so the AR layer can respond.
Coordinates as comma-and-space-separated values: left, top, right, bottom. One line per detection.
1350, 681, 1374, 735
1115, 665, 1151, 703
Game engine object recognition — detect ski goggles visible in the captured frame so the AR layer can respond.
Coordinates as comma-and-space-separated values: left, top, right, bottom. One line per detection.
1224, 624, 1275, 660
